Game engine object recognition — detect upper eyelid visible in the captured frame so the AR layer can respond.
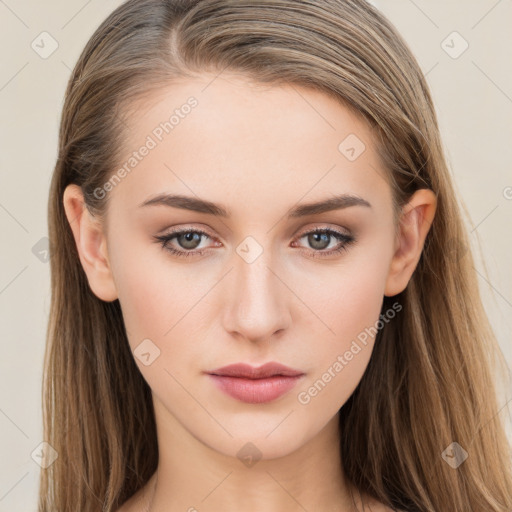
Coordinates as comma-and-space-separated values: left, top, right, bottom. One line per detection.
161, 224, 350, 239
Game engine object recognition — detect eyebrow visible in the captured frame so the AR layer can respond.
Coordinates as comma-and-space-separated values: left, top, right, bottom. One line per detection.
138, 193, 371, 217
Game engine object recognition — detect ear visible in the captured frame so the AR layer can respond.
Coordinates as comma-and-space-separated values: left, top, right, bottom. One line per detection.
62, 184, 118, 302
384, 188, 437, 297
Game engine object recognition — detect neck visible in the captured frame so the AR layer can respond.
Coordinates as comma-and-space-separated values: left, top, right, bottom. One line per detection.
140, 396, 360, 512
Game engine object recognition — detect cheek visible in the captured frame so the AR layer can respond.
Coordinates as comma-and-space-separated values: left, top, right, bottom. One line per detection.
294, 249, 391, 349
109, 220, 393, 392
109, 234, 194, 349
111, 248, 206, 398
292, 247, 393, 411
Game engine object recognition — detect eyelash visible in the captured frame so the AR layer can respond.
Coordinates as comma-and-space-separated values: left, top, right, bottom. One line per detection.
153, 227, 355, 260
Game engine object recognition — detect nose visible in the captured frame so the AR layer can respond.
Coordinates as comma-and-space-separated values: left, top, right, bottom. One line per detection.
222, 247, 292, 344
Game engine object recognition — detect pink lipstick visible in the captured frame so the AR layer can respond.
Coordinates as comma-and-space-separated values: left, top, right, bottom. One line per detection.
205, 362, 305, 404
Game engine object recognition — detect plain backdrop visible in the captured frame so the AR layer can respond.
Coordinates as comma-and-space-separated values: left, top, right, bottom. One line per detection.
0, 1, 511, 510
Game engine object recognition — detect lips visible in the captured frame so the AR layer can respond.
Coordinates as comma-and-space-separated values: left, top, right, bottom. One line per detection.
205, 362, 305, 404
207, 362, 304, 379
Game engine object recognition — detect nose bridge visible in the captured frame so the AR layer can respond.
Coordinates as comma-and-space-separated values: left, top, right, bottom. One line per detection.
223, 237, 291, 341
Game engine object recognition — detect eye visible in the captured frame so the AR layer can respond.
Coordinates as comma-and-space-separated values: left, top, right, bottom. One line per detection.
153, 226, 355, 259
153, 228, 216, 258
291, 227, 355, 259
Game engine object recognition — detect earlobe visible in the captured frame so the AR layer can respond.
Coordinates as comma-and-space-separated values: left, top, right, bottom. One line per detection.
62, 184, 118, 302
384, 189, 437, 297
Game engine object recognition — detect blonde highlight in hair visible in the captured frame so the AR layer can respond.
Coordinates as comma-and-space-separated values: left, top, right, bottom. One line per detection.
41, 1, 512, 510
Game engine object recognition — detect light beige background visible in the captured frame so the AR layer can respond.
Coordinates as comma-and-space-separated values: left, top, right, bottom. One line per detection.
0, 1, 511, 510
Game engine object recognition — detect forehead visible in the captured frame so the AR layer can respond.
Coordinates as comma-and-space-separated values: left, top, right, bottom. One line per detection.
109, 72, 391, 219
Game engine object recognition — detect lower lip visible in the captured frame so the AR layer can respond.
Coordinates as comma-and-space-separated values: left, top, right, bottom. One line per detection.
207, 374, 303, 404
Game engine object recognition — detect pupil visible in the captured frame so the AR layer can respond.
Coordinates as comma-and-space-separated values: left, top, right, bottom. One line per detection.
310, 232, 329, 249
180, 232, 200, 249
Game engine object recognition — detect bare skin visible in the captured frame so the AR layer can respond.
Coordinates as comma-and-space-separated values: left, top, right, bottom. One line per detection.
64, 72, 435, 512
117, 471, 399, 512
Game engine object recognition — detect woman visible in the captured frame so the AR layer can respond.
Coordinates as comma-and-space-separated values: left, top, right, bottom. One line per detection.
40, 0, 512, 511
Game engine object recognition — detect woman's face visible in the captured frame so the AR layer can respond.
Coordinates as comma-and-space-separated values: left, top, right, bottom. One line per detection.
96, 73, 402, 459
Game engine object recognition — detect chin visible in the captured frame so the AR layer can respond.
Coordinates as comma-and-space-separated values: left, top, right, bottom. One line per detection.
199, 421, 314, 463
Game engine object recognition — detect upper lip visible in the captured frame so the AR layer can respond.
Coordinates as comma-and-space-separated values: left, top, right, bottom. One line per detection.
207, 362, 304, 379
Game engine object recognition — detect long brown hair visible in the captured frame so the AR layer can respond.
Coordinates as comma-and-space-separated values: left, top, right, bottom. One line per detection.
41, 0, 512, 510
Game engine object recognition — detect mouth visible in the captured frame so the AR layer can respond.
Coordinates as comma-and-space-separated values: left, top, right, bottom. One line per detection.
205, 362, 305, 404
